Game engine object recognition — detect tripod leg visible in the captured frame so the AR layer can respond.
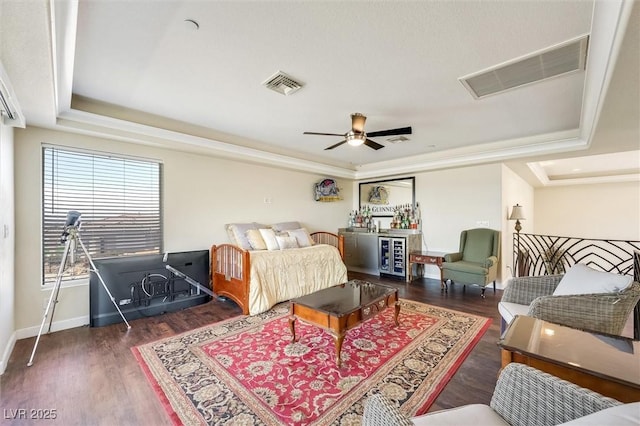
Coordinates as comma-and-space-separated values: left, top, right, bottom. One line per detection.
77, 236, 131, 330
27, 238, 71, 366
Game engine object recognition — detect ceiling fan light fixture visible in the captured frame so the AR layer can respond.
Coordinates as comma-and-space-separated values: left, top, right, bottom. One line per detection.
346, 131, 366, 147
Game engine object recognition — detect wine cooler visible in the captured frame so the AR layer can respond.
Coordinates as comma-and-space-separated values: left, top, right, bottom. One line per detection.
379, 236, 407, 279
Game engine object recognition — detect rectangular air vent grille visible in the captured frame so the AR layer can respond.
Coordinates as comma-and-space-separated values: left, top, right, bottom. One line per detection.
262, 71, 304, 96
459, 35, 589, 99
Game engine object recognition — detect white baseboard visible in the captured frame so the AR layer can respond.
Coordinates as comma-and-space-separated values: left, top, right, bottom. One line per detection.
0, 331, 17, 375
14, 315, 90, 340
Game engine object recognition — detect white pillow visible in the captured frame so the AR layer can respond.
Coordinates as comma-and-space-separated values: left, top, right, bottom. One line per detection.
287, 228, 314, 247
553, 264, 633, 296
259, 228, 279, 251
276, 235, 299, 250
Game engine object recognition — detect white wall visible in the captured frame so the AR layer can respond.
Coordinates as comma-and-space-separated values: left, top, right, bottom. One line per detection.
0, 122, 16, 374
355, 164, 507, 285
535, 181, 640, 241
13, 126, 353, 335
501, 165, 535, 280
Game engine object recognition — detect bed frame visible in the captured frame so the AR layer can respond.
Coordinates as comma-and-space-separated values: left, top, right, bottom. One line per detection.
210, 231, 345, 315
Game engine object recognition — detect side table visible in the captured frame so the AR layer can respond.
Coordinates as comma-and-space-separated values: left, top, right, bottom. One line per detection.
499, 315, 640, 403
408, 251, 446, 289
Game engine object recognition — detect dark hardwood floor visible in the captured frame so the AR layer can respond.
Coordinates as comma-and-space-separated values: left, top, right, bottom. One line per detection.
0, 273, 503, 425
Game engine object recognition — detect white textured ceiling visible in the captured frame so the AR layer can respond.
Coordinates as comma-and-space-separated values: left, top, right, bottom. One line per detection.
1, 0, 638, 184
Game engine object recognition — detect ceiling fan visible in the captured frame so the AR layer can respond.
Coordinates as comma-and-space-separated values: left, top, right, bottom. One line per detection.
304, 113, 412, 150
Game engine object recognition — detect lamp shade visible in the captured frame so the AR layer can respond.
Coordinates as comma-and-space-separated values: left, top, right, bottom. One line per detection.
509, 204, 525, 221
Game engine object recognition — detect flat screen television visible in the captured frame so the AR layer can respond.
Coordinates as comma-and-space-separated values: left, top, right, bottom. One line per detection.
90, 250, 210, 327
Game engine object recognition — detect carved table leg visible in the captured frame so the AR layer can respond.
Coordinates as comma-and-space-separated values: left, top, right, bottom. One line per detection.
289, 316, 297, 342
335, 333, 345, 367
394, 302, 400, 326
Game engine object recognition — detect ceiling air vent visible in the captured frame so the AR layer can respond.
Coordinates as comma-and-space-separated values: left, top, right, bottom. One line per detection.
262, 71, 304, 96
459, 35, 589, 99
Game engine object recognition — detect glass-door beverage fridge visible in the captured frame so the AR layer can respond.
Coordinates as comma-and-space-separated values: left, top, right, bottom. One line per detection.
379, 236, 406, 279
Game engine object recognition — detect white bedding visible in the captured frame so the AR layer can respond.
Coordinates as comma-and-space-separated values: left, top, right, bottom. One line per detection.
247, 244, 348, 315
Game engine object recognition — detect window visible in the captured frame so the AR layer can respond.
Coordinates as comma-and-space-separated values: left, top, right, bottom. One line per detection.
42, 146, 162, 285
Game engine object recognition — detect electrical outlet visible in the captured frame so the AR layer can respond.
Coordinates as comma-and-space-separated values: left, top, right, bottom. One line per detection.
476, 220, 489, 227
263, 197, 273, 204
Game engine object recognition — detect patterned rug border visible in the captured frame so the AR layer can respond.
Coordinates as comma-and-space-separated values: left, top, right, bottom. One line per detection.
132, 299, 491, 425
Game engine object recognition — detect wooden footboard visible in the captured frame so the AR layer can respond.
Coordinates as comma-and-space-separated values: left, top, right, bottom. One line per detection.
211, 244, 251, 315
211, 231, 345, 316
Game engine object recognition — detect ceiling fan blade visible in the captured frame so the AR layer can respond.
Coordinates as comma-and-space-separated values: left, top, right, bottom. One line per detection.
324, 140, 347, 150
366, 126, 412, 138
304, 132, 345, 136
364, 139, 384, 150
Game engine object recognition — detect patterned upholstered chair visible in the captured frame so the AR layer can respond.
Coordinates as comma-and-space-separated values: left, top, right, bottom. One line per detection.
362, 363, 639, 426
499, 264, 640, 335
442, 228, 500, 298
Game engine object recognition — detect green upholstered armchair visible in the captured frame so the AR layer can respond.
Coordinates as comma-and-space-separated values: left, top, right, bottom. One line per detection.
442, 228, 500, 298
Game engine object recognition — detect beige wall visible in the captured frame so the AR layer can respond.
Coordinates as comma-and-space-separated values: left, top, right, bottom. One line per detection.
13, 126, 353, 334
0, 123, 15, 374
534, 182, 640, 241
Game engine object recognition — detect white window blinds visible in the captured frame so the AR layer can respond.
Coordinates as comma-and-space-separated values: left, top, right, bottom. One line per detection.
42, 147, 162, 284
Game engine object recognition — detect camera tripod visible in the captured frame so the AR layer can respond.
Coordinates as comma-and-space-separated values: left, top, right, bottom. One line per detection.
27, 223, 131, 367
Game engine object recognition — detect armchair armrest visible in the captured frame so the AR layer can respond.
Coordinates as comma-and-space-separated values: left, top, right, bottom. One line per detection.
501, 275, 562, 305
491, 363, 621, 426
528, 281, 640, 335
484, 256, 498, 268
444, 252, 462, 262
362, 393, 413, 426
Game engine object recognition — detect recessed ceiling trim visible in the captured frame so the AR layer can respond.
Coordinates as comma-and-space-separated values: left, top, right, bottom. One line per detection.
459, 34, 589, 99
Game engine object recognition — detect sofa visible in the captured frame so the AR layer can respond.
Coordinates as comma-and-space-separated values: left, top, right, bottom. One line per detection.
498, 263, 640, 335
362, 363, 640, 426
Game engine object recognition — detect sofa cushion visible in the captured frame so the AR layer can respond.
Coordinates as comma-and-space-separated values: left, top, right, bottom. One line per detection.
412, 404, 509, 426
560, 402, 639, 425
497, 302, 530, 325
553, 264, 633, 296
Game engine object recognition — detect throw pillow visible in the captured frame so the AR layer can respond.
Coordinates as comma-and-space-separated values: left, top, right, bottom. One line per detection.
226, 223, 259, 250
245, 229, 267, 250
259, 228, 280, 251
271, 221, 301, 233
276, 235, 299, 250
553, 263, 633, 296
287, 228, 314, 247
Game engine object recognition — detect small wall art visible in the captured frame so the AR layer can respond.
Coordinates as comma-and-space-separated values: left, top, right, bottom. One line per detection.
314, 178, 341, 202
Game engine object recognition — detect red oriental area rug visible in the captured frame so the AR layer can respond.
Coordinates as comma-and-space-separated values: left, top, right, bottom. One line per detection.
133, 300, 490, 425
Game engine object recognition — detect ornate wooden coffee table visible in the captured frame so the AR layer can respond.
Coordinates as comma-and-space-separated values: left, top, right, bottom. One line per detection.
289, 280, 399, 367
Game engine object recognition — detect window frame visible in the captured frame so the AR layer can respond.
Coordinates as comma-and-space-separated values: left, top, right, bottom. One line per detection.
41, 145, 163, 288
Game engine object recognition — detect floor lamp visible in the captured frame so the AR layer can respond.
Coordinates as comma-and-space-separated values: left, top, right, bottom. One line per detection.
509, 204, 525, 277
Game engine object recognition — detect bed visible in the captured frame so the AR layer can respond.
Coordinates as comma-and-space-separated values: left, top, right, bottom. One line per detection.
211, 224, 347, 315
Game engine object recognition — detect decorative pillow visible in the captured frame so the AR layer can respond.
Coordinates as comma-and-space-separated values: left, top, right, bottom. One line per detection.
271, 221, 301, 233
226, 223, 259, 250
553, 263, 633, 296
245, 229, 267, 250
287, 228, 314, 247
259, 228, 280, 251
276, 235, 299, 250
